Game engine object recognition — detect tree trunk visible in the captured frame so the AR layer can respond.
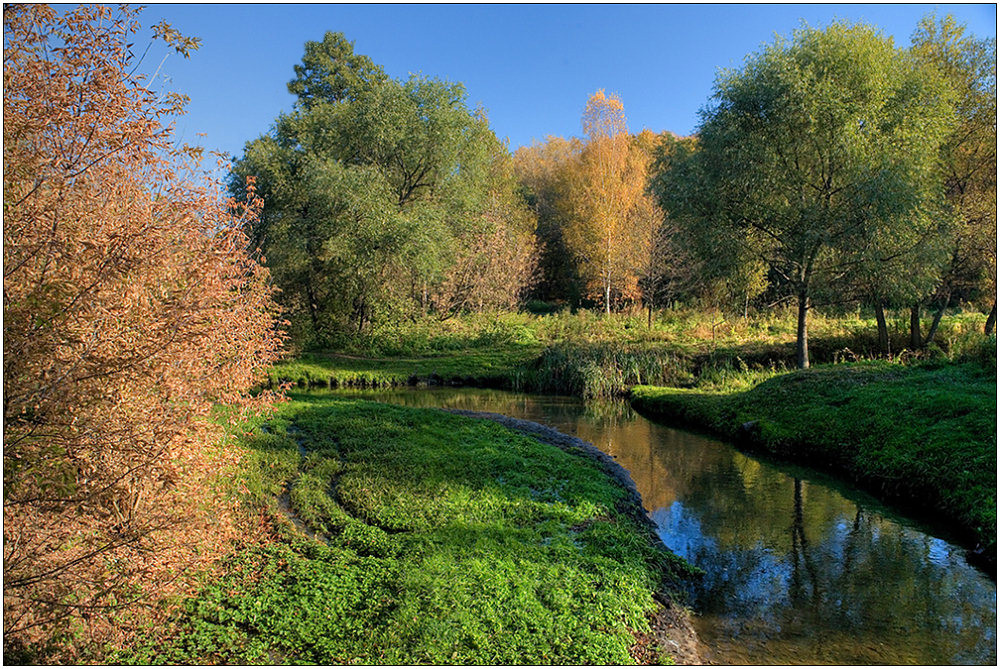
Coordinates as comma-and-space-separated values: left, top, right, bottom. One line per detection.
605, 281, 611, 316
986, 301, 997, 335
305, 279, 320, 334
874, 301, 889, 357
924, 300, 947, 347
647, 303, 653, 329
909, 305, 922, 350
795, 291, 810, 369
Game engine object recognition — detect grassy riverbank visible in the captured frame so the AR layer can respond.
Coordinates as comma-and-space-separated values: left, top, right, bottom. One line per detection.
268, 308, 991, 398
119, 395, 695, 665
630, 359, 998, 559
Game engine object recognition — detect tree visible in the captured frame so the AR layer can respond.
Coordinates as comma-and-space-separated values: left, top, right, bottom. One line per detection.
286, 31, 387, 108
652, 22, 955, 367
3, 5, 283, 658
430, 134, 540, 316
513, 136, 584, 303
232, 37, 537, 345
565, 90, 657, 314
911, 14, 997, 341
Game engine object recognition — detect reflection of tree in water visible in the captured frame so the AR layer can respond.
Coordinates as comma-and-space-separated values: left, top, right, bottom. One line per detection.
685, 474, 996, 664
335, 388, 997, 665
789, 479, 821, 610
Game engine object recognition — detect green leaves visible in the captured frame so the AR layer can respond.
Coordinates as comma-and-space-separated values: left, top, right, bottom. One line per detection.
652, 20, 960, 365
287, 31, 387, 108
232, 37, 534, 346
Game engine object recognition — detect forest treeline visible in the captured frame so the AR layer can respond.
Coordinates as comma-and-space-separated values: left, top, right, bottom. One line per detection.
238, 17, 996, 368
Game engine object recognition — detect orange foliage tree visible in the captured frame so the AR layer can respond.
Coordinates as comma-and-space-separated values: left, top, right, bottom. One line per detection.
513, 136, 584, 303
565, 91, 661, 313
3, 4, 283, 658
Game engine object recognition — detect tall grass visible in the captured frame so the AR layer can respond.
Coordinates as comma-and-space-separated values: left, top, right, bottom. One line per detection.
284, 307, 992, 398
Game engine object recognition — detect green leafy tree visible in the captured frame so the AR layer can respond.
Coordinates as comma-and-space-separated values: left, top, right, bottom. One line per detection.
910, 14, 997, 341
652, 21, 955, 367
232, 35, 536, 345
286, 31, 387, 107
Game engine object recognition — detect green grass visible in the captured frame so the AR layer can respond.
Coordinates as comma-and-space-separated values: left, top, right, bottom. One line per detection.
117, 396, 692, 665
272, 308, 992, 398
266, 348, 542, 389
630, 359, 997, 556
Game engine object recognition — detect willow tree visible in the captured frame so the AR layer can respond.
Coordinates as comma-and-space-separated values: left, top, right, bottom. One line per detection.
911, 14, 997, 340
232, 33, 536, 344
653, 22, 955, 368
565, 90, 658, 314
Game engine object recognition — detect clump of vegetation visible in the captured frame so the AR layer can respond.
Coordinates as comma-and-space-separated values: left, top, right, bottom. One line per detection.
118, 398, 692, 664
231, 32, 539, 348
630, 354, 998, 558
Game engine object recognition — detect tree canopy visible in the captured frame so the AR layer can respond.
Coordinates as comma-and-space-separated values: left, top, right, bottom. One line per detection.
651, 21, 957, 367
232, 33, 537, 346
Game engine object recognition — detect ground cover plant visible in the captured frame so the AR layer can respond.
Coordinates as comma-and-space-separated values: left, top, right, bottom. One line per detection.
118, 397, 694, 665
630, 350, 998, 560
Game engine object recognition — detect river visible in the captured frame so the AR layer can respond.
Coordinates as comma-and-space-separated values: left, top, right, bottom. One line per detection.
333, 387, 996, 665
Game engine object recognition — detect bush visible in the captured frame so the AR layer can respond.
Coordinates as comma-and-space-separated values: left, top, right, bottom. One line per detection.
3, 6, 283, 659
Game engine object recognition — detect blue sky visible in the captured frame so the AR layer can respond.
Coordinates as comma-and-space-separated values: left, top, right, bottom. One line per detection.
128, 3, 997, 160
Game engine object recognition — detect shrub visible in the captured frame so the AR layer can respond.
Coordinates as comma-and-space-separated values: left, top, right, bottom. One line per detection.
3, 5, 283, 659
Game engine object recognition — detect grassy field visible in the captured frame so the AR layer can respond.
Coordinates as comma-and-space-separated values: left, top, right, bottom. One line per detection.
118, 395, 695, 665
269, 307, 992, 398
631, 359, 997, 559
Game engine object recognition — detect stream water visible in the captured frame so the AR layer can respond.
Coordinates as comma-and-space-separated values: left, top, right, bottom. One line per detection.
333, 387, 996, 665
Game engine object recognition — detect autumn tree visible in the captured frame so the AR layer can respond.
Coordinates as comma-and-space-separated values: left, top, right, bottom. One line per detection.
430, 134, 540, 316
232, 33, 537, 345
3, 5, 283, 659
513, 136, 584, 303
652, 22, 955, 368
911, 14, 998, 341
565, 90, 659, 314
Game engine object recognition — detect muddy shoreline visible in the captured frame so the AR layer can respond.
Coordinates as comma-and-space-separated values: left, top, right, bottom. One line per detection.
443, 408, 710, 665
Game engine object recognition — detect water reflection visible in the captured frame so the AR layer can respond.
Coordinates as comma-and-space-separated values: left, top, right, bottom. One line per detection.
329, 388, 997, 665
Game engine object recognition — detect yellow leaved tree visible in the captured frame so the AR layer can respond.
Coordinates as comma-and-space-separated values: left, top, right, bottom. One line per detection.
565, 90, 660, 313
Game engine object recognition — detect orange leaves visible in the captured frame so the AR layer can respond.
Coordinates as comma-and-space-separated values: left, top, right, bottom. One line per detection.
582, 89, 627, 142
565, 91, 663, 312
3, 5, 283, 659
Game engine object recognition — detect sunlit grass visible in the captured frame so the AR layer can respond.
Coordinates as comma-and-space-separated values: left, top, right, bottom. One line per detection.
118, 397, 691, 665
269, 307, 992, 398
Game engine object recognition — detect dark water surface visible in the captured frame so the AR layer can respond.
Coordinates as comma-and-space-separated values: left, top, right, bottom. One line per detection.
333, 387, 997, 665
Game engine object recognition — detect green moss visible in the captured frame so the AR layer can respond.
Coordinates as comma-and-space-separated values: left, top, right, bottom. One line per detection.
118, 397, 687, 665
631, 361, 997, 555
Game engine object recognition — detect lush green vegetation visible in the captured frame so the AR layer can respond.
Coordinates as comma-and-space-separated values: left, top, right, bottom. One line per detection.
630, 352, 997, 556
233, 19, 996, 363
118, 396, 693, 664
270, 308, 992, 398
